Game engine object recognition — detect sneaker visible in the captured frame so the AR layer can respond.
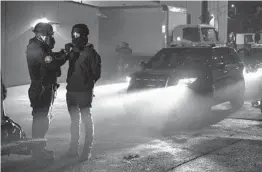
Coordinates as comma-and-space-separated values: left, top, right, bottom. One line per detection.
79, 146, 91, 161
79, 152, 91, 162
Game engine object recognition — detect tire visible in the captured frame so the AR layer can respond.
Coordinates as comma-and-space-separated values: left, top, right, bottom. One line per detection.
230, 96, 244, 110
230, 80, 245, 110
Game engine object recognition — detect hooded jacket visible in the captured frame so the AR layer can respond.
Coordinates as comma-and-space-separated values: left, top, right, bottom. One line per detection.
66, 44, 101, 92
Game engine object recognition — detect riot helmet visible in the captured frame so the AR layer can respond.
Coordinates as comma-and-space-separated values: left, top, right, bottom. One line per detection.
33, 22, 55, 49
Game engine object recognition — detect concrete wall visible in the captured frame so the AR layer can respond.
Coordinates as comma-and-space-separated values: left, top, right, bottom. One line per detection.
186, 1, 202, 25
208, 1, 228, 44
1, 1, 99, 87
98, 7, 166, 78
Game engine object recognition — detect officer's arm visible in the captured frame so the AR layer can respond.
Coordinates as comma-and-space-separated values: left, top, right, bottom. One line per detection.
26, 44, 57, 70
53, 50, 69, 67
1, 77, 7, 100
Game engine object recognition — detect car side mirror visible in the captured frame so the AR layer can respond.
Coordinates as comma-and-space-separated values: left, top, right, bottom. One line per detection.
140, 61, 147, 69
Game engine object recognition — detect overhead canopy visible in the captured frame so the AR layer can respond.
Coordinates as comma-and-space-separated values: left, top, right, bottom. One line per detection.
71, 0, 159, 7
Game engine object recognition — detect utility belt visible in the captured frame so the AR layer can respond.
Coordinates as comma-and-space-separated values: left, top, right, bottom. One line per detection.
40, 83, 60, 93
29, 81, 60, 108
40, 83, 60, 104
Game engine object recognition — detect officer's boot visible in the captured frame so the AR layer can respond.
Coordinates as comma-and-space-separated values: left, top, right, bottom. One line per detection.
80, 108, 94, 161
32, 114, 54, 162
66, 108, 80, 157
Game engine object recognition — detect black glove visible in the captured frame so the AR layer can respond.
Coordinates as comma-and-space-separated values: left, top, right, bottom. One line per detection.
65, 43, 74, 54
2, 82, 7, 100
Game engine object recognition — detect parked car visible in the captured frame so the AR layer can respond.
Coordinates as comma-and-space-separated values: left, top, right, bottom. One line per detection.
124, 45, 245, 118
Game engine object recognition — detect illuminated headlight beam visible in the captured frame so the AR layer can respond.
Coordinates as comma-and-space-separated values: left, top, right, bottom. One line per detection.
94, 82, 129, 96
244, 68, 262, 80
126, 76, 131, 83
177, 78, 197, 85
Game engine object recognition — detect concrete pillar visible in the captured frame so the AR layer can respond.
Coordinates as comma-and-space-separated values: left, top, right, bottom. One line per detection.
201, 0, 209, 24
208, 1, 228, 43
186, 1, 202, 25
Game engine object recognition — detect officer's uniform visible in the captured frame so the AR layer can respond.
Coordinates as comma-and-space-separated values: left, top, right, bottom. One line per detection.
115, 46, 132, 78
1, 77, 7, 123
66, 43, 101, 159
26, 36, 67, 158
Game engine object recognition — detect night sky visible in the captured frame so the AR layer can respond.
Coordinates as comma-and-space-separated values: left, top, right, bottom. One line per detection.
228, 1, 262, 34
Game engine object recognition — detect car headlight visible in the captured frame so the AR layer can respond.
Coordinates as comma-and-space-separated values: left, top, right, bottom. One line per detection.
243, 67, 246, 75
177, 78, 197, 85
126, 76, 131, 83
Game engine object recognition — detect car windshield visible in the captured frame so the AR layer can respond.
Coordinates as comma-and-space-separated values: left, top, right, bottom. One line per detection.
182, 27, 218, 42
145, 48, 211, 70
201, 28, 218, 42
183, 27, 201, 42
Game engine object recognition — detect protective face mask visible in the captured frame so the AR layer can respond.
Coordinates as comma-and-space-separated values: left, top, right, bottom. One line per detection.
46, 36, 55, 49
72, 37, 88, 49
40, 36, 46, 42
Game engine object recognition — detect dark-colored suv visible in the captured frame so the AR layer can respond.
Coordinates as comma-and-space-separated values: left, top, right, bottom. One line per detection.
125, 45, 245, 112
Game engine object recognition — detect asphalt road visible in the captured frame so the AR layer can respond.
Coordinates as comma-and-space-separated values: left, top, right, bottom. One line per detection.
1, 82, 262, 172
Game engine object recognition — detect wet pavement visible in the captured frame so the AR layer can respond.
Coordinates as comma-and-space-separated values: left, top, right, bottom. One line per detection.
1, 83, 262, 172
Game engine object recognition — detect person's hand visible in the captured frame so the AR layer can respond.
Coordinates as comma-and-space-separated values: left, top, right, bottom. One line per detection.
65, 43, 74, 53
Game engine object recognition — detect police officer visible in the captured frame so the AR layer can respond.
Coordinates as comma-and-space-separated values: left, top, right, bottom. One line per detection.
1, 76, 7, 124
65, 24, 101, 161
115, 42, 132, 78
26, 22, 69, 161
228, 32, 236, 49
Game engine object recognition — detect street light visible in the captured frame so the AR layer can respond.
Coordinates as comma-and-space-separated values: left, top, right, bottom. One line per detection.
231, 4, 235, 8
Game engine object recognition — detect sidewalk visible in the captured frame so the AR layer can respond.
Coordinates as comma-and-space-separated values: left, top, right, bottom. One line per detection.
2, 83, 262, 172
47, 114, 262, 172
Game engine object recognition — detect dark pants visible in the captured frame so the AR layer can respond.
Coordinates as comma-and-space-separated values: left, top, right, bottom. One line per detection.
1, 99, 4, 125
28, 84, 56, 157
66, 91, 94, 153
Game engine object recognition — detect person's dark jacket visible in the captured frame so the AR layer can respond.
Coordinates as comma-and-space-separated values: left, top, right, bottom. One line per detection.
26, 37, 68, 86
2, 77, 7, 101
66, 44, 101, 92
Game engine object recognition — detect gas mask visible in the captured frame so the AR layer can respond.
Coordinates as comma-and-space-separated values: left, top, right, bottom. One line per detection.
45, 35, 55, 49
71, 29, 88, 49
37, 35, 55, 49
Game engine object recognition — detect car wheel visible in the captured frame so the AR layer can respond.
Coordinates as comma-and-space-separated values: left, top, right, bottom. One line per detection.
230, 93, 244, 110
230, 81, 245, 110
